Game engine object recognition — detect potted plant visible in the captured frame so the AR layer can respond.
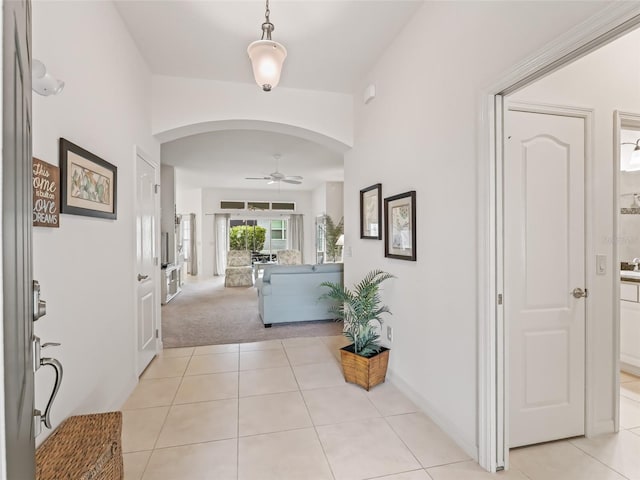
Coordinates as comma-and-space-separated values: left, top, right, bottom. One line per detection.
320, 269, 395, 390
323, 215, 344, 263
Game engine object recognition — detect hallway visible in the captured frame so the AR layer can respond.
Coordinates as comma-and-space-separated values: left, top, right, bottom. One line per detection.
121, 336, 640, 480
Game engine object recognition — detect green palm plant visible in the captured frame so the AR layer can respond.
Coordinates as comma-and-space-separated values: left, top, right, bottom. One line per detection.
320, 269, 395, 356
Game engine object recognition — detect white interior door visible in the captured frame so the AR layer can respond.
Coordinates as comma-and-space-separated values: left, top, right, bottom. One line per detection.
136, 154, 158, 375
505, 107, 586, 448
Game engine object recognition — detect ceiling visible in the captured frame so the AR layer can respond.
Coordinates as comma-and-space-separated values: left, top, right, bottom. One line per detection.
161, 130, 344, 191
114, 0, 423, 94
116, 1, 422, 191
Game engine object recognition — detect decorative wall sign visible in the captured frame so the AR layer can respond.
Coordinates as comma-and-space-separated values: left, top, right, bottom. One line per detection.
360, 183, 382, 239
59, 138, 117, 219
32, 158, 60, 228
384, 190, 416, 261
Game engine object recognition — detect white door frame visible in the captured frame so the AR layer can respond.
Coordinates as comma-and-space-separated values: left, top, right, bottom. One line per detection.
133, 145, 161, 374
478, 3, 640, 472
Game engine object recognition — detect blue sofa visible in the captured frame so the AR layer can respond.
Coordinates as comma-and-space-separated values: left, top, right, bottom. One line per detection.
256, 263, 344, 326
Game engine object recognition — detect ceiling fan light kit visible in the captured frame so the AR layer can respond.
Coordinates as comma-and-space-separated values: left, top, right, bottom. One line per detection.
247, 0, 287, 92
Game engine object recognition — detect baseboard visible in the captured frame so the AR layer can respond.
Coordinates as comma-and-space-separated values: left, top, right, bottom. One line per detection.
590, 419, 615, 436
386, 368, 479, 461
621, 361, 640, 377
108, 373, 138, 412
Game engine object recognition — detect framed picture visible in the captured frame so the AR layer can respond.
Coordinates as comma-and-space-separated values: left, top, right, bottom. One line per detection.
360, 183, 382, 239
32, 158, 60, 228
59, 138, 117, 219
384, 190, 416, 261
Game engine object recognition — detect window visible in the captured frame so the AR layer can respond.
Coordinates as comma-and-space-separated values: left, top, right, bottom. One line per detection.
229, 218, 288, 256
220, 201, 245, 209
181, 215, 191, 261
271, 202, 295, 211
220, 200, 296, 211
247, 201, 269, 211
270, 220, 286, 240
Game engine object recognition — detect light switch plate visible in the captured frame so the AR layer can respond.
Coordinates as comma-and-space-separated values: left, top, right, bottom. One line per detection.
596, 254, 606, 275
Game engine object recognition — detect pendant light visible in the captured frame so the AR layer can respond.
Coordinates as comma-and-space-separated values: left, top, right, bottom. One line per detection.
622, 139, 640, 171
247, 0, 287, 92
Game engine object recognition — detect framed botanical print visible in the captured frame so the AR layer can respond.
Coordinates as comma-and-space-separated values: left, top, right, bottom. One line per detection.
360, 183, 382, 239
384, 190, 416, 261
59, 138, 117, 219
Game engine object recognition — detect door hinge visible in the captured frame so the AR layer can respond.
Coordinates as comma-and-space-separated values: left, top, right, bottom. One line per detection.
155, 329, 159, 339
498, 293, 503, 305
154, 184, 160, 194
154, 257, 159, 266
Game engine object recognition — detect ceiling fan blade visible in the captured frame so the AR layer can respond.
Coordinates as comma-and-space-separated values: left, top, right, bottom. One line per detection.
284, 175, 303, 180
282, 179, 302, 184
245, 177, 271, 180
267, 180, 277, 185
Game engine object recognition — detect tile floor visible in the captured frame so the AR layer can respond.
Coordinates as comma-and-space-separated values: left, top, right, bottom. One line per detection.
121, 337, 640, 480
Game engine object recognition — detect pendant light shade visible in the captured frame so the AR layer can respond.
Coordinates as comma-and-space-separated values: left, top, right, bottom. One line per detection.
247, 40, 287, 92
248, 0, 286, 92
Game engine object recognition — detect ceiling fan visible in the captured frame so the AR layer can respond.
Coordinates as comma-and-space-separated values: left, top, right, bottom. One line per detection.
245, 155, 303, 185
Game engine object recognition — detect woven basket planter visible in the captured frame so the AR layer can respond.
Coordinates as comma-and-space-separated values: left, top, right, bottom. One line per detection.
340, 345, 389, 391
36, 411, 123, 480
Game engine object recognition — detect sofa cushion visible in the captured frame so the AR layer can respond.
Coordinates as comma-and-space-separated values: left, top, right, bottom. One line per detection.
262, 263, 343, 283
262, 264, 313, 282
312, 263, 344, 274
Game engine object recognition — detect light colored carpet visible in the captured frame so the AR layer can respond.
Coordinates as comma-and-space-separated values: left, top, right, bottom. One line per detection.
161, 276, 344, 348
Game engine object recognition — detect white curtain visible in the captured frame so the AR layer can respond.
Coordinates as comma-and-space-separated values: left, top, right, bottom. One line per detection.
289, 214, 304, 263
214, 214, 230, 275
187, 213, 198, 275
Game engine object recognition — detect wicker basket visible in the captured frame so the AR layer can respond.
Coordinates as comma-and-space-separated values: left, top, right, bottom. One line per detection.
36, 411, 123, 480
340, 346, 389, 391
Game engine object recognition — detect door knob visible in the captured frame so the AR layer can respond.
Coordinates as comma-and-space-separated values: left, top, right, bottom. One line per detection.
572, 287, 588, 299
137, 274, 149, 282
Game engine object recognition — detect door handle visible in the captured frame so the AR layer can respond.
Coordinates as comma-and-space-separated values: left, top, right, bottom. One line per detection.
39, 357, 63, 429
137, 274, 149, 282
572, 287, 588, 299
33, 337, 63, 430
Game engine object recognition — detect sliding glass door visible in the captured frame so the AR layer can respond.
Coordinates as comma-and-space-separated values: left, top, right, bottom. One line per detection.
229, 218, 289, 259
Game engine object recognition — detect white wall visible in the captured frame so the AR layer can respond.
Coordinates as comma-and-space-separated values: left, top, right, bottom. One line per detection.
312, 181, 344, 223
201, 188, 314, 276
175, 182, 203, 275
312, 183, 327, 218
325, 182, 344, 225
32, 1, 159, 442
345, 0, 610, 457
160, 165, 176, 264
152, 75, 353, 149
511, 27, 640, 433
